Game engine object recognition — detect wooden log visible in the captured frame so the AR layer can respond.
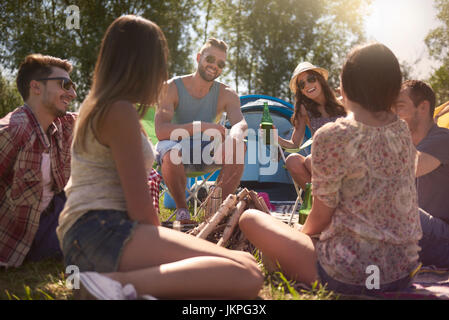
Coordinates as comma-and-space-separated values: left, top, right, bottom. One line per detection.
237, 188, 249, 200
196, 194, 238, 239
217, 198, 247, 247
248, 190, 269, 213
258, 196, 271, 214
204, 186, 222, 220
187, 221, 207, 236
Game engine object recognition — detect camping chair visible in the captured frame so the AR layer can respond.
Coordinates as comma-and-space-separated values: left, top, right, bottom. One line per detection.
158, 160, 221, 222
186, 167, 221, 217
278, 138, 313, 226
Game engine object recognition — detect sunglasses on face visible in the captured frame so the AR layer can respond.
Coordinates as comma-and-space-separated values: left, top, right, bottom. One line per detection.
298, 74, 317, 91
204, 55, 226, 69
37, 77, 77, 92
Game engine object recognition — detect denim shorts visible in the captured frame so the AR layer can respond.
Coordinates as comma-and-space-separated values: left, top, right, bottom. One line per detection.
62, 210, 137, 273
317, 262, 415, 297
156, 138, 222, 173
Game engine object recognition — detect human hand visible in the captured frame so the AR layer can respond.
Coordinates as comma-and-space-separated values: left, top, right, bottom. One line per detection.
202, 122, 226, 141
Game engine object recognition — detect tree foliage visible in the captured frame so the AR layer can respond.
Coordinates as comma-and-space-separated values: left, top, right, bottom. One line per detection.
425, 0, 449, 103
0, 72, 23, 118
0, 0, 200, 104
207, 0, 369, 101
0, 0, 372, 106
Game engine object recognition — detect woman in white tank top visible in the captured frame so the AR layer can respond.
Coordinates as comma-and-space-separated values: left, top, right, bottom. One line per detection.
58, 15, 262, 300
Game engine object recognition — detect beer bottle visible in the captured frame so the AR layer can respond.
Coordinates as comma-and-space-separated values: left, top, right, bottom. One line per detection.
261, 102, 274, 144
298, 183, 312, 224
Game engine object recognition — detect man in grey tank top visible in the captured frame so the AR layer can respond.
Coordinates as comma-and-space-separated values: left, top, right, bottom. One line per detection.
155, 38, 248, 222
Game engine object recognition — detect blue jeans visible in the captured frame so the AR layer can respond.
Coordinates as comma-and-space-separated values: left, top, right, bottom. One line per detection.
62, 210, 137, 272
317, 262, 414, 296
419, 208, 449, 268
25, 192, 66, 262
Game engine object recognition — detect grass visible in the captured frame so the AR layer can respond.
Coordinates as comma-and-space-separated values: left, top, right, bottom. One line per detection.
0, 195, 337, 300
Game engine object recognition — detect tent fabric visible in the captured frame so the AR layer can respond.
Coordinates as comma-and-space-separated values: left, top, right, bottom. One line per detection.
239, 95, 311, 184
435, 101, 449, 129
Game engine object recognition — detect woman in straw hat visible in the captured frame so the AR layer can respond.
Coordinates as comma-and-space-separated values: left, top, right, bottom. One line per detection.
240, 43, 421, 296
278, 62, 346, 190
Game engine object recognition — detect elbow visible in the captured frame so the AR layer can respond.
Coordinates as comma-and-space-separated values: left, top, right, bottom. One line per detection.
155, 123, 169, 141
155, 130, 165, 141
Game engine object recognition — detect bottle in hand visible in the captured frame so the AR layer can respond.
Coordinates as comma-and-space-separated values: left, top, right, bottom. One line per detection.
298, 183, 312, 224
261, 102, 274, 145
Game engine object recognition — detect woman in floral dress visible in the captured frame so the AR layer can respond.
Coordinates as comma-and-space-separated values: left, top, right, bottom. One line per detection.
239, 43, 422, 296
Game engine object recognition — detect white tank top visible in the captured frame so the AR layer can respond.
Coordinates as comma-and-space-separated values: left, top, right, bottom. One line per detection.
57, 126, 155, 244
38, 152, 54, 213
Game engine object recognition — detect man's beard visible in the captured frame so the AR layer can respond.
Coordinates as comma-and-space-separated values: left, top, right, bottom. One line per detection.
198, 64, 218, 82
43, 94, 67, 118
408, 114, 420, 134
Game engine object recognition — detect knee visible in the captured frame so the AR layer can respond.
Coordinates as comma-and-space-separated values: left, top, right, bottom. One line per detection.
239, 209, 262, 232
233, 251, 264, 297
285, 154, 304, 172
162, 150, 183, 169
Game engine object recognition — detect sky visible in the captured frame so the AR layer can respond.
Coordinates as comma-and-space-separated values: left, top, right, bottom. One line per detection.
364, 0, 443, 79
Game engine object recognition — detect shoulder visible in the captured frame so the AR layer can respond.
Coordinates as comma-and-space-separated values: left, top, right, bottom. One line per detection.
108, 100, 138, 118
160, 77, 183, 103
100, 101, 139, 138
0, 106, 32, 142
218, 82, 238, 97
426, 124, 449, 140
217, 82, 239, 107
418, 124, 449, 152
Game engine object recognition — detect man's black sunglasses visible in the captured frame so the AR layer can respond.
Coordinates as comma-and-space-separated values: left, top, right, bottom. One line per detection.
204, 55, 226, 69
37, 77, 76, 91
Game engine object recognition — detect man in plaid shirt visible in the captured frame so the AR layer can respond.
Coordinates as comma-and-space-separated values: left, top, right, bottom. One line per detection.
0, 54, 77, 267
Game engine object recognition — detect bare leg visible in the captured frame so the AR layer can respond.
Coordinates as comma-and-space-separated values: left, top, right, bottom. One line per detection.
239, 209, 317, 285
110, 256, 261, 299
285, 153, 311, 190
304, 155, 312, 172
215, 138, 246, 199
216, 163, 244, 200
161, 150, 188, 209
108, 224, 263, 299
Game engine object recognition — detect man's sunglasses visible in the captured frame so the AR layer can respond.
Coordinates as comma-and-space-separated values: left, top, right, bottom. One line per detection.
204, 55, 226, 69
37, 77, 77, 91
298, 74, 317, 91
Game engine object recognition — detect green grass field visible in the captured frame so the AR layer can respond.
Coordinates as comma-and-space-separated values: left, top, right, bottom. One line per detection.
0, 194, 337, 300
0, 109, 337, 300
141, 107, 158, 145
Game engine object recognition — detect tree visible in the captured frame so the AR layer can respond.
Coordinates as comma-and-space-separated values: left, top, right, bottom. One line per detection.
0, 72, 23, 118
0, 0, 200, 104
208, 0, 370, 102
425, 0, 449, 103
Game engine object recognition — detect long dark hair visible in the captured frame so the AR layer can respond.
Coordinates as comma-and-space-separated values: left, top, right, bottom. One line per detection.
291, 70, 346, 125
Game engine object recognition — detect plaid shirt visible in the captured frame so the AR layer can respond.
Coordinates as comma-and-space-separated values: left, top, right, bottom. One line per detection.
148, 168, 162, 215
0, 105, 76, 267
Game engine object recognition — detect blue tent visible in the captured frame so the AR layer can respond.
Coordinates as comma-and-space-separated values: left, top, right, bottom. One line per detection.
239, 94, 311, 184
164, 94, 312, 208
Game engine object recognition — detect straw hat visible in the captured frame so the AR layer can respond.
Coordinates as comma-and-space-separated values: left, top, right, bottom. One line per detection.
289, 62, 329, 94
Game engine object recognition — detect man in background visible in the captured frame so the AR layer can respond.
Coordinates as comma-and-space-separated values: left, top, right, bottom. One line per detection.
0, 54, 77, 267
395, 80, 449, 268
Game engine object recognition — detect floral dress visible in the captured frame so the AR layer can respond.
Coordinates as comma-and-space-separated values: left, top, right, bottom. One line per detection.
311, 117, 422, 285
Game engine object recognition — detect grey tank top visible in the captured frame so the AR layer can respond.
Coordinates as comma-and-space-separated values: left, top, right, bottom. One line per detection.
172, 76, 220, 124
